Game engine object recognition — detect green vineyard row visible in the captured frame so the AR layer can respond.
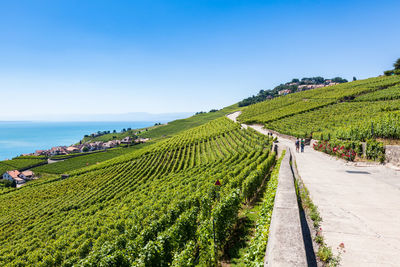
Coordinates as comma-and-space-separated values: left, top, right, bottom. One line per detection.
0, 117, 276, 266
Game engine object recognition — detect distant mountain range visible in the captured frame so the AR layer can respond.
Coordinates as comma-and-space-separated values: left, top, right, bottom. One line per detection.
0, 112, 194, 122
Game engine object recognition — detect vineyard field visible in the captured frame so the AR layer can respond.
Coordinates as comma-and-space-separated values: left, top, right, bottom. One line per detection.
0, 158, 47, 175
239, 75, 400, 141
33, 144, 150, 174
0, 117, 277, 266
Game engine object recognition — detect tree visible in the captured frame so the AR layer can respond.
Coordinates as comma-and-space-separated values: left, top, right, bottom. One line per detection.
113, 130, 116, 133
314, 76, 325, 84
384, 70, 394, 76
332, 77, 348, 83
291, 78, 299, 83
353, 76, 357, 81
82, 147, 89, 152
393, 58, 400, 70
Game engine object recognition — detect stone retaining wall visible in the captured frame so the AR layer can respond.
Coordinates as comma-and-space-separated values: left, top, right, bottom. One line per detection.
385, 145, 400, 167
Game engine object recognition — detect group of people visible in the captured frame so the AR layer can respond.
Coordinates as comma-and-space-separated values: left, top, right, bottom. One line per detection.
295, 138, 305, 153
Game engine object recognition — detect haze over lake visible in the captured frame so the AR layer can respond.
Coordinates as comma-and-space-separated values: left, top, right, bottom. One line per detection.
0, 121, 159, 160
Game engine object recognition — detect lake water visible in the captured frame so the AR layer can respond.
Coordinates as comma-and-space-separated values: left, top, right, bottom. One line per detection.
0, 121, 159, 160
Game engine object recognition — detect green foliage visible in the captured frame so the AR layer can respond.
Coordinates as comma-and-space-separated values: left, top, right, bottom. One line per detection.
33, 145, 148, 174
139, 104, 240, 140
0, 117, 276, 266
383, 59, 400, 76
241, 152, 275, 201
355, 84, 400, 101
313, 140, 362, 161
0, 158, 47, 174
213, 190, 241, 246
80, 129, 138, 143
384, 70, 394, 76
244, 79, 400, 141
366, 139, 385, 163
317, 246, 333, 262
242, 151, 285, 266
238, 76, 348, 107
239, 75, 400, 125
394, 58, 400, 70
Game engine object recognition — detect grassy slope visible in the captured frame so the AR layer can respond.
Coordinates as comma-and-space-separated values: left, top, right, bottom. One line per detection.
79, 104, 239, 144
79, 126, 156, 143
34, 104, 240, 174
238, 76, 400, 139
0, 158, 48, 174
33, 144, 151, 174
133, 104, 239, 139
0, 116, 273, 266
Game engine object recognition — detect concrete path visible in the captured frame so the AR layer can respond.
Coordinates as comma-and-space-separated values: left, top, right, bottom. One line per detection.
227, 111, 400, 266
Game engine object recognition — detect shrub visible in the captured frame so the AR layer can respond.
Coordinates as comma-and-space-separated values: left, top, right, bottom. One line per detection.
384, 70, 394, 76
366, 139, 385, 163
313, 140, 358, 161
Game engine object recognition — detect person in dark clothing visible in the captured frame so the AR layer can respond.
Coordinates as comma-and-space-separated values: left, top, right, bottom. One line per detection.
295, 139, 300, 152
301, 139, 305, 152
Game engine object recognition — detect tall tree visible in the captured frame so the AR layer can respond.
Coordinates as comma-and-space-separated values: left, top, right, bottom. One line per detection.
394, 58, 400, 70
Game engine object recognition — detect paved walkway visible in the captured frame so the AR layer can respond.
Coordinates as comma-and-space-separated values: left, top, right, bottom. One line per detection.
228, 111, 400, 266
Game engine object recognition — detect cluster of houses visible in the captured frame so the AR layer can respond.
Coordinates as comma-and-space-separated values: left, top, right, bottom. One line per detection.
2, 170, 35, 185
34, 136, 150, 156
278, 80, 340, 96
1, 134, 151, 187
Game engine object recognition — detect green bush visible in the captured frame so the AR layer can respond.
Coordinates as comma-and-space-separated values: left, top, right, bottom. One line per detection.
384, 70, 394, 76
366, 139, 385, 163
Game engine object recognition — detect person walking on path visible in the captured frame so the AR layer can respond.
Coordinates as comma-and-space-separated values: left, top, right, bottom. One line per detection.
295, 139, 300, 152
301, 139, 305, 153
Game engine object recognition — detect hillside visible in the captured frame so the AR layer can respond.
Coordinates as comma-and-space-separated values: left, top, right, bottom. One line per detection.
80, 104, 239, 144
24, 105, 240, 176
4, 74, 400, 266
0, 113, 279, 266
239, 75, 400, 140
238, 76, 348, 107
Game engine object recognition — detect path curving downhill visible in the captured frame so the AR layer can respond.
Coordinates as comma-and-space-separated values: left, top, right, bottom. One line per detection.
228, 111, 400, 267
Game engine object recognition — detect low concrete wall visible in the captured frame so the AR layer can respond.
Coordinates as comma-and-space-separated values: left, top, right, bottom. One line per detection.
385, 145, 400, 167
264, 148, 307, 267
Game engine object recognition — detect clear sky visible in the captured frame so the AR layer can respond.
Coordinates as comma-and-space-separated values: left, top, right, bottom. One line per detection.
1, 0, 399, 120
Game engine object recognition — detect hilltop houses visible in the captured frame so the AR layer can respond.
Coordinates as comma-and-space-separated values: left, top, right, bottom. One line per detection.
136, 137, 150, 143
31, 135, 150, 157
66, 146, 79, 153
103, 140, 120, 149
2, 170, 36, 185
20, 170, 34, 180
121, 137, 132, 144
278, 89, 291, 95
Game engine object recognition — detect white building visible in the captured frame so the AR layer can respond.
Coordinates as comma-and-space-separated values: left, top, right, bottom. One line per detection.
20, 170, 34, 180
2, 170, 25, 184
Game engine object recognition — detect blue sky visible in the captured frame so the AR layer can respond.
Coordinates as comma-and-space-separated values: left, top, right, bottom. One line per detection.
0, 0, 399, 120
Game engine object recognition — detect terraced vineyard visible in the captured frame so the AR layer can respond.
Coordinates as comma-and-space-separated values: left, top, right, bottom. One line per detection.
0, 117, 277, 266
0, 157, 47, 175
239, 75, 400, 141
33, 144, 150, 174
